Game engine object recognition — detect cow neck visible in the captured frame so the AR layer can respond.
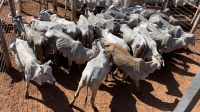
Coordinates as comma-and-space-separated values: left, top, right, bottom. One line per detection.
85, 46, 99, 61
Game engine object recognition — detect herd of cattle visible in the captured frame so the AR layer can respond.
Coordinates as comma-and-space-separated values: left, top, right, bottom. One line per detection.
9, 4, 195, 110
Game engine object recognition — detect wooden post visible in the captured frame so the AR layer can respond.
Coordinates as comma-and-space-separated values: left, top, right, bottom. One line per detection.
64, 0, 68, 17
18, 0, 22, 12
173, 70, 200, 112
8, 0, 16, 18
164, 0, 170, 9
52, 0, 57, 13
0, 20, 12, 71
124, 0, 131, 8
71, 0, 77, 21
191, 5, 200, 24
190, 13, 200, 33
39, 0, 42, 11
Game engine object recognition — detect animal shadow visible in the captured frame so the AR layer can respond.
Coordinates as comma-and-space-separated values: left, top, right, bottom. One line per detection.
99, 78, 137, 112
29, 81, 75, 112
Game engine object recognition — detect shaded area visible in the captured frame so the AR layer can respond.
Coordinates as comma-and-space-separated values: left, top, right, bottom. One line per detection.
99, 78, 137, 112
134, 80, 179, 111
50, 62, 83, 92
6, 66, 24, 84
29, 81, 74, 112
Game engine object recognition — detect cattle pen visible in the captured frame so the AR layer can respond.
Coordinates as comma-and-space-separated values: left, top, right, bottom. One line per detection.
0, 0, 200, 112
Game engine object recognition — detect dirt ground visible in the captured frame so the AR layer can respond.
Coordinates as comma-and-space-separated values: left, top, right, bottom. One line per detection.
0, 0, 200, 112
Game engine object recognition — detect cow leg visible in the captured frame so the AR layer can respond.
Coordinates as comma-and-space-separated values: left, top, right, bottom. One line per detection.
113, 68, 119, 77
34, 45, 44, 64
53, 50, 59, 65
25, 78, 30, 98
68, 59, 73, 73
64, 0, 67, 17
90, 84, 99, 110
133, 79, 140, 93
69, 78, 85, 106
121, 73, 128, 84
105, 75, 108, 82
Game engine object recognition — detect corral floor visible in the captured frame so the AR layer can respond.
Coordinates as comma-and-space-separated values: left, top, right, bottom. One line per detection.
0, 0, 200, 112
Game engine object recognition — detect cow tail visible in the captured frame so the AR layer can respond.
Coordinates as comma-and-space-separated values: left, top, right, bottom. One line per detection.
43, 37, 49, 61
84, 85, 89, 106
86, 31, 90, 47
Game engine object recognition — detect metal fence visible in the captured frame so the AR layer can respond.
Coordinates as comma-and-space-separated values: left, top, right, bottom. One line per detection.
0, 1, 14, 73
169, 0, 200, 55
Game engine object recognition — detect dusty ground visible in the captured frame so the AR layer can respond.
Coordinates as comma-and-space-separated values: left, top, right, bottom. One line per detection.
0, 0, 200, 112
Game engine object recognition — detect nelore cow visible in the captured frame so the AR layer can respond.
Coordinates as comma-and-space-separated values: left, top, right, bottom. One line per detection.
38, 9, 81, 40
70, 40, 110, 110
45, 29, 100, 71
10, 38, 56, 98
13, 15, 50, 64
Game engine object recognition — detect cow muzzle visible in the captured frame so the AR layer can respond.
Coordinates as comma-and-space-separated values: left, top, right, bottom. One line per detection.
50, 80, 56, 85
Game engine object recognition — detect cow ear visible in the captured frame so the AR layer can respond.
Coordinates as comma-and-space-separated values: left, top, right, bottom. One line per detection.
45, 60, 51, 65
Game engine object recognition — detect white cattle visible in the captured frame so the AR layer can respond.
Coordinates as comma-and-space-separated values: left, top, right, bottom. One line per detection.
45, 29, 100, 71
175, 0, 198, 7
120, 24, 147, 58
108, 5, 147, 14
134, 25, 164, 66
149, 14, 195, 47
128, 13, 193, 54
87, 10, 118, 35
10, 38, 56, 98
77, 15, 94, 48
94, 25, 130, 52
13, 15, 50, 64
30, 19, 65, 33
70, 40, 110, 110
38, 10, 80, 40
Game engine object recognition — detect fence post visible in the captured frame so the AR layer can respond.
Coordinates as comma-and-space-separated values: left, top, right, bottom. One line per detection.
191, 5, 200, 24
190, 12, 200, 33
18, 0, 22, 12
0, 20, 12, 71
39, 0, 42, 11
71, 0, 77, 21
164, 0, 170, 9
173, 70, 200, 112
124, 0, 131, 8
52, 0, 57, 13
8, 0, 16, 18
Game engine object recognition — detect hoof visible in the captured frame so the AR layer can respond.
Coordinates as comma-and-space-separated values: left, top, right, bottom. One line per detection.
93, 106, 98, 112
69, 102, 74, 107
69, 103, 73, 107
136, 90, 141, 94
25, 95, 29, 99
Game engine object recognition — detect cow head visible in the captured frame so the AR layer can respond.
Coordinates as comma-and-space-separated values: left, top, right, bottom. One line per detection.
38, 9, 53, 21
93, 23, 103, 38
152, 56, 162, 70
89, 39, 101, 59
128, 14, 141, 29
32, 60, 56, 85
50, 14, 58, 22
182, 33, 195, 46
13, 15, 26, 39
